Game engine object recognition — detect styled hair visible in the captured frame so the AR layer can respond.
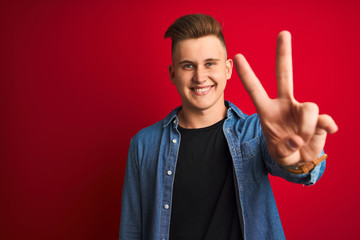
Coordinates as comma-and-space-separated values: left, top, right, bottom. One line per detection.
164, 14, 227, 55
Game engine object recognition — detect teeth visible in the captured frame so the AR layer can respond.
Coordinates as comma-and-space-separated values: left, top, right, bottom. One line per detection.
193, 87, 210, 92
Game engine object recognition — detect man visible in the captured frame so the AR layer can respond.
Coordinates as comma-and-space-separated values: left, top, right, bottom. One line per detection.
119, 14, 338, 240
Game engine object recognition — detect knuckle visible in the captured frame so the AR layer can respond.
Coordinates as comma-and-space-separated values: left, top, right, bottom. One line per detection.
320, 114, 332, 121
302, 102, 319, 114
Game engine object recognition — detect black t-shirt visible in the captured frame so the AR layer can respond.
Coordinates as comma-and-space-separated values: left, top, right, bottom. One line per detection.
169, 118, 243, 240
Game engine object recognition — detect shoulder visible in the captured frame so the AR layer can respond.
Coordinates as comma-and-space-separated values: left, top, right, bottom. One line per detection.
132, 120, 163, 143
131, 106, 180, 145
226, 101, 261, 128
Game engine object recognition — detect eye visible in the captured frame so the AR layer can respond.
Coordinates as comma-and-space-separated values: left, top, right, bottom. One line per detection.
183, 64, 194, 70
205, 62, 215, 68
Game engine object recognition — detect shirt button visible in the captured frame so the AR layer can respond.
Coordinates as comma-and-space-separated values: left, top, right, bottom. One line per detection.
167, 170, 172, 176
164, 204, 170, 209
173, 119, 176, 124
172, 139, 177, 144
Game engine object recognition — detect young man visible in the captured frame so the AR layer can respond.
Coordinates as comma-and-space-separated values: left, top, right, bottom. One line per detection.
119, 14, 338, 240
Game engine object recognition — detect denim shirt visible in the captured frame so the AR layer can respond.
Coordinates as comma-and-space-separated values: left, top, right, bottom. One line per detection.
119, 101, 325, 240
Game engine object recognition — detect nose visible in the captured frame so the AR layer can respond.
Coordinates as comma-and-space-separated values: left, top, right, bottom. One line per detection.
193, 67, 207, 83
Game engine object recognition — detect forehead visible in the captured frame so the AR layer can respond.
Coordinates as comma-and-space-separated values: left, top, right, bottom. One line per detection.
173, 35, 226, 62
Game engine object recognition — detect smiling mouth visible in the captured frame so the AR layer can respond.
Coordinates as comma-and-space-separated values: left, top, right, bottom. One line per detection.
191, 85, 214, 95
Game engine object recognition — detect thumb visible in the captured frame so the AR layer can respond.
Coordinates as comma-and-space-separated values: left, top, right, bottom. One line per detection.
270, 135, 304, 166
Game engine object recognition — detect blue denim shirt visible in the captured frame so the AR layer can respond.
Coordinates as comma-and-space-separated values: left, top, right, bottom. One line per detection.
119, 101, 325, 240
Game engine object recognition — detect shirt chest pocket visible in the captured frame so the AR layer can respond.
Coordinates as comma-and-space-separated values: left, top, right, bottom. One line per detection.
238, 137, 266, 183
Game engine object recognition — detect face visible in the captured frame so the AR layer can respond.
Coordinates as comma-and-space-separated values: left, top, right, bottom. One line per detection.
169, 35, 233, 113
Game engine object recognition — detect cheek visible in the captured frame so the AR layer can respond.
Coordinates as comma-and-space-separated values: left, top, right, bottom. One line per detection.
173, 78, 188, 93
175, 72, 192, 85
210, 70, 227, 84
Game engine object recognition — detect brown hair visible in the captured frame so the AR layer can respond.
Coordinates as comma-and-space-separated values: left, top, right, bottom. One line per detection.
164, 14, 226, 55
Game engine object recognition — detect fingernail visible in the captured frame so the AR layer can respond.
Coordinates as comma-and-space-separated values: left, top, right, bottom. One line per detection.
287, 139, 298, 150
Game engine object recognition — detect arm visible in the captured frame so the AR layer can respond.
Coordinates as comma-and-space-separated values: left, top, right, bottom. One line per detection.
234, 31, 338, 169
119, 138, 142, 240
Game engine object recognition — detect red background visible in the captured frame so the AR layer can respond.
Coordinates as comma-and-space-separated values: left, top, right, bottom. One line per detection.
1, 0, 359, 239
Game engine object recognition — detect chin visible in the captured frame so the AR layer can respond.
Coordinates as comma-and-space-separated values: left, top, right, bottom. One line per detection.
181, 94, 225, 112
187, 101, 219, 112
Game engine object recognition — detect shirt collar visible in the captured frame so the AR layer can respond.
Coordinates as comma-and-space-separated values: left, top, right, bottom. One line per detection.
225, 101, 246, 120
162, 106, 181, 127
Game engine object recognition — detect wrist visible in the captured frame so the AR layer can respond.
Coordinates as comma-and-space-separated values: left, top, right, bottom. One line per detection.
283, 154, 327, 175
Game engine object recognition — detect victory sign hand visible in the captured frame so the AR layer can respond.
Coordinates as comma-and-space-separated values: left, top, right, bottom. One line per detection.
234, 31, 338, 167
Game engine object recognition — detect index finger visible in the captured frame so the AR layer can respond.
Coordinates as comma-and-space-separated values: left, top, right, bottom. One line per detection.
276, 31, 294, 99
234, 53, 269, 109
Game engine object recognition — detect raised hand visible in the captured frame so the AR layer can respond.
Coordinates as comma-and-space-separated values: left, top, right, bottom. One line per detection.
234, 31, 338, 167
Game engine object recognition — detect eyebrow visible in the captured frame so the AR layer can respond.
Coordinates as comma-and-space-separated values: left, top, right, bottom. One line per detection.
177, 58, 221, 65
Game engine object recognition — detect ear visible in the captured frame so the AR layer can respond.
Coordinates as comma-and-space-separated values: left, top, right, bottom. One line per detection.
169, 64, 176, 85
225, 59, 233, 80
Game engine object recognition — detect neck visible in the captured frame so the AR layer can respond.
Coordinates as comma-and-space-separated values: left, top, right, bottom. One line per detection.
177, 102, 227, 129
